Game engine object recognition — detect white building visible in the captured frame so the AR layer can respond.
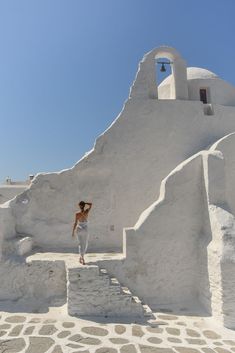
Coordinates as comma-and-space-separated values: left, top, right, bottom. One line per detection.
0, 176, 34, 205
1, 46, 235, 328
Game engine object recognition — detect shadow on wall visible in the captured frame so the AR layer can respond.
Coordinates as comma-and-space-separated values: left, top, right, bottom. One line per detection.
0, 259, 67, 313
206, 133, 235, 328
127, 154, 212, 308
221, 261, 235, 329
0, 297, 66, 314
98, 152, 213, 314
197, 162, 212, 315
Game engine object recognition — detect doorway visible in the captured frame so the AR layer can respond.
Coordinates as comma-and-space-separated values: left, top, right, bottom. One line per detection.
200, 88, 208, 104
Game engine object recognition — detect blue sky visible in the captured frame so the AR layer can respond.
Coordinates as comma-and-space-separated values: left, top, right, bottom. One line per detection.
0, 0, 235, 182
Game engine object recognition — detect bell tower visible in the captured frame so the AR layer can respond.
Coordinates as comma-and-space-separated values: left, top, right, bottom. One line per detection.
130, 46, 188, 100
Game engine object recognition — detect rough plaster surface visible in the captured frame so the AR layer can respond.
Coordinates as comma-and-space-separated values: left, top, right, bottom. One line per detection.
98, 153, 207, 306
67, 265, 147, 317
0, 259, 66, 309
1, 46, 235, 329
98, 133, 235, 329
204, 134, 235, 329
2, 48, 235, 253
16, 236, 33, 256
0, 185, 27, 205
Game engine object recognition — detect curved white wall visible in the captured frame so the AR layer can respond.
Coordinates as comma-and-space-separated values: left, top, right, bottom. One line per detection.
210, 133, 235, 215
100, 152, 210, 307
2, 48, 235, 253
98, 134, 235, 328
203, 135, 235, 328
2, 100, 235, 253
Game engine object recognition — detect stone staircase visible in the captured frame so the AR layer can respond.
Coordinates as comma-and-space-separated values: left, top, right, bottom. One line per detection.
67, 264, 152, 318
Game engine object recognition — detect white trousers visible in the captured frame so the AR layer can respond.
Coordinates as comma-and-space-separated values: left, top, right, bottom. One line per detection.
76, 223, 89, 256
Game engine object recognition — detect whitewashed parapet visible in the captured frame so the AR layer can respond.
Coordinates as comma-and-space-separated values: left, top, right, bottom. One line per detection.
0, 204, 16, 259
0, 259, 66, 307
202, 134, 235, 329
16, 236, 33, 256
2, 235, 34, 257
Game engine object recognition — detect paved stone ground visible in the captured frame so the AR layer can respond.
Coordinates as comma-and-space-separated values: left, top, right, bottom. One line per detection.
1, 307, 235, 353
0, 252, 234, 352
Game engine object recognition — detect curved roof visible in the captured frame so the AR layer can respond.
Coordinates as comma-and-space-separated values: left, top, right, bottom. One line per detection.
187, 67, 218, 79
159, 67, 218, 87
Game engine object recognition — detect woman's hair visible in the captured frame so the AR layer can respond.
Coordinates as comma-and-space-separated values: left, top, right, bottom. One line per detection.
79, 201, 85, 208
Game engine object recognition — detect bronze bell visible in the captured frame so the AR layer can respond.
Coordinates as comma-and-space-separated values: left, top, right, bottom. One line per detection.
160, 63, 166, 72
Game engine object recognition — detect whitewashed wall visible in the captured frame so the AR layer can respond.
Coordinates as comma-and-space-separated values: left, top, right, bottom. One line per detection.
210, 133, 235, 215
0, 203, 16, 259
99, 134, 235, 328
1, 47, 235, 253
0, 260, 66, 310
0, 185, 27, 205
188, 78, 235, 106
204, 134, 235, 329
99, 152, 207, 307
158, 67, 235, 106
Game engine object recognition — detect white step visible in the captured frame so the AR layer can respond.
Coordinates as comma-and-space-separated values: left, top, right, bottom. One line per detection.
67, 264, 152, 318
143, 304, 154, 318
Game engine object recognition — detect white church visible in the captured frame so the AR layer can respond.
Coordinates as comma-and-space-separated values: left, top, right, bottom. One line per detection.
1, 46, 235, 329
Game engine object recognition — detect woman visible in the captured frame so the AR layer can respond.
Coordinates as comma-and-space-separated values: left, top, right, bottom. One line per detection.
72, 201, 92, 265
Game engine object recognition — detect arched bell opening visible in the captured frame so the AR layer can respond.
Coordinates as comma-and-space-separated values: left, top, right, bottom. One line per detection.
155, 57, 174, 100
130, 46, 188, 100
153, 47, 188, 100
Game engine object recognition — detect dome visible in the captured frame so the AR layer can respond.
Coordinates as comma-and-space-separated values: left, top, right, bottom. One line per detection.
159, 67, 218, 87
187, 67, 218, 80
158, 66, 235, 106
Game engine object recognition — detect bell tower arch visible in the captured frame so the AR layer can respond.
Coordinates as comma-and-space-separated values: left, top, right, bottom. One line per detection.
130, 46, 188, 100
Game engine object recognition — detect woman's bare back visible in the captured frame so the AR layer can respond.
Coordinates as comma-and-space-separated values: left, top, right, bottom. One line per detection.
75, 209, 89, 222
